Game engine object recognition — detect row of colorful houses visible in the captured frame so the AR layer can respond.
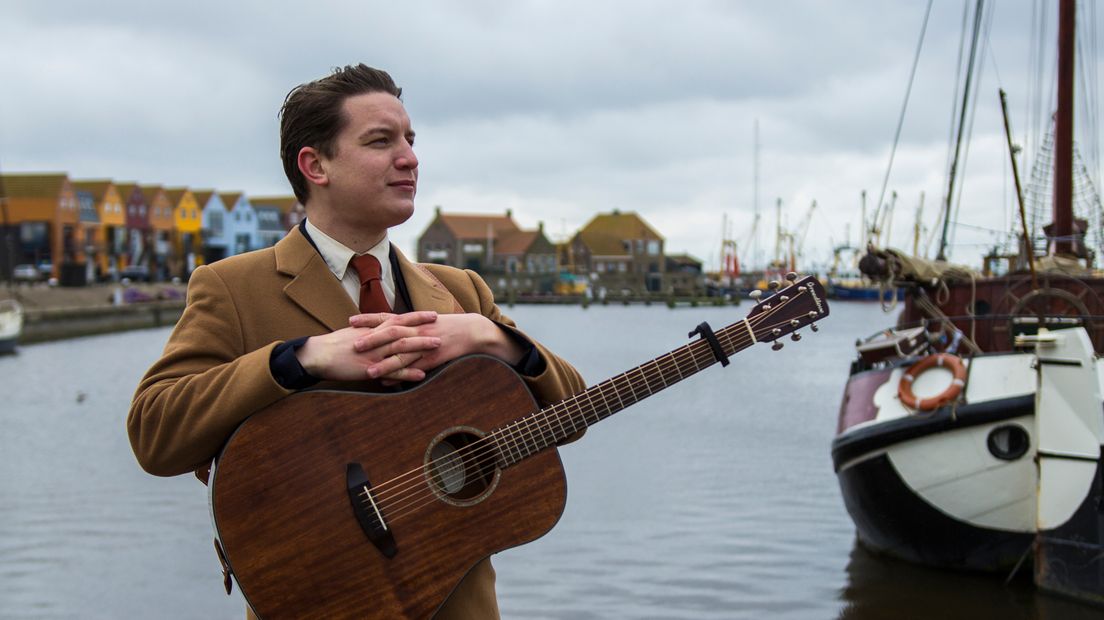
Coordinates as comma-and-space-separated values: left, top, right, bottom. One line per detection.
0, 173, 303, 283
1, 172, 704, 295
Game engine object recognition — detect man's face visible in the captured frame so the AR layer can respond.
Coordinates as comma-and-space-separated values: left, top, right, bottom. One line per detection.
317, 92, 418, 234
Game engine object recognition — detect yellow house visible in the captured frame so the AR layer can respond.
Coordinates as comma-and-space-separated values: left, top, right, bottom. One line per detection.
165, 187, 202, 277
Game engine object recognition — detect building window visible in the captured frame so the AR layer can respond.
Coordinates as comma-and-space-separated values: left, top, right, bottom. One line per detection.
648, 240, 660, 255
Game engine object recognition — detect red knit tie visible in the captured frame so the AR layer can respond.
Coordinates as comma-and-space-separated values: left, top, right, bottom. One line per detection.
351, 254, 391, 313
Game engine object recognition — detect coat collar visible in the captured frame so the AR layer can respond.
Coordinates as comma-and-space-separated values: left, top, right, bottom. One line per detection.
392, 245, 463, 313
274, 227, 461, 328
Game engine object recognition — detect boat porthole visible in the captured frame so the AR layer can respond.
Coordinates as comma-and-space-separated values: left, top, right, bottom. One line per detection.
987, 425, 1030, 461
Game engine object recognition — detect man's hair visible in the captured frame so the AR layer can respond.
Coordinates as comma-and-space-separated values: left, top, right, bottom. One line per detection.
279, 64, 402, 204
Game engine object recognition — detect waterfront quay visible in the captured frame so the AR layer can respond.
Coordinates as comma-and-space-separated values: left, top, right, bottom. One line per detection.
2, 281, 738, 346
2, 282, 186, 344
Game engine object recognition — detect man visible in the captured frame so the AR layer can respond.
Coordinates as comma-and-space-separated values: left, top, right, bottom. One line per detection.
127, 64, 584, 618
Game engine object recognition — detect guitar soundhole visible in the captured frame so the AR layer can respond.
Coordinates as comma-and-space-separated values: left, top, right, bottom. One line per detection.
426, 429, 500, 506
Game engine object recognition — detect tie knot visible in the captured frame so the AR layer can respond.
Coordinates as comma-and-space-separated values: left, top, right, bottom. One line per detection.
351, 254, 383, 286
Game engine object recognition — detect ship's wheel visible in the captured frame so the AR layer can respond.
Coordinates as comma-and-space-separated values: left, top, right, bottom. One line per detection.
995, 275, 1104, 348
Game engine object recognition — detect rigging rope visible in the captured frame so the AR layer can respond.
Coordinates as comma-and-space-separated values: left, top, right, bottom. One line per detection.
870, 0, 934, 240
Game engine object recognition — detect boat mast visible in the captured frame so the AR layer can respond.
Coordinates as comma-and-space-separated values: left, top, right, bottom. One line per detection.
937, 0, 986, 261
1053, 0, 1075, 256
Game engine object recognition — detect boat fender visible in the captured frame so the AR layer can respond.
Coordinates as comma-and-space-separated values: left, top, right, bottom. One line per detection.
897, 353, 967, 411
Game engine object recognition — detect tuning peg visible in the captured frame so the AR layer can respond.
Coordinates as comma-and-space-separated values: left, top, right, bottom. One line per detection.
768, 280, 781, 291
772, 341, 784, 351
811, 323, 819, 332
772, 328, 782, 337
750, 290, 763, 301
790, 332, 802, 341
779, 295, 790, 302
786, 272, 798, 282
790, 319, 800, 327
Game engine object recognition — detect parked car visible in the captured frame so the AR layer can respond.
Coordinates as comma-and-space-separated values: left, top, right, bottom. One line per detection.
119, 264, 151, 282
13, 264, 41, 282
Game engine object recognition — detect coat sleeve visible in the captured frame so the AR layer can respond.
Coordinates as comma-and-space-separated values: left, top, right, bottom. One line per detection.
458, 269, 586, 407
127, 265, 293, 477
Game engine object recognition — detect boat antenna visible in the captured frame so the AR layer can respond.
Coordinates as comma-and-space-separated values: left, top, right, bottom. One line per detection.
870, 0, 933, 248
999, 88, 1039, 289
937, 0, 987, 261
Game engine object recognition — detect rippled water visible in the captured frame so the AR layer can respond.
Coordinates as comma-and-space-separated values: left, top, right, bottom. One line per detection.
1, 301, 1099, 618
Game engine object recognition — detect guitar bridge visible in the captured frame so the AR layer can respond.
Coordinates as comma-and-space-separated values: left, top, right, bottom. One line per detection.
346, 462, 398, 558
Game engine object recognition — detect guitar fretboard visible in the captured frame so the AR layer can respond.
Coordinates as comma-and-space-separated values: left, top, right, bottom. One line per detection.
491, 321, 750, 467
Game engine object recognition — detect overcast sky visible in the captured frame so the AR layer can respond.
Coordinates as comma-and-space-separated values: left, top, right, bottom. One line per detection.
3, 0, 1101, 271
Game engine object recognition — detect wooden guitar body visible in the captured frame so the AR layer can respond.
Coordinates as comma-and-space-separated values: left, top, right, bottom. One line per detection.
210, 355, 568, 619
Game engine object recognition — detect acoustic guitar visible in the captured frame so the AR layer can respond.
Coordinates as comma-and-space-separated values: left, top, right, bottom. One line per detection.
209, 274, 829, 618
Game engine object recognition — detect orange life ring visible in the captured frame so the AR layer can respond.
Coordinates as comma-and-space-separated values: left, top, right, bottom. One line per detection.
897, 353, 967, 411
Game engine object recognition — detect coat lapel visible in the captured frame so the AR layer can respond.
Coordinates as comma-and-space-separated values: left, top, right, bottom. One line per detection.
275, 227, 357, 331
394, 246, 463, 314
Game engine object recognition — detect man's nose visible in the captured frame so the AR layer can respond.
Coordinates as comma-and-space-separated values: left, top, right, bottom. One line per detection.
396, 144, 418, 170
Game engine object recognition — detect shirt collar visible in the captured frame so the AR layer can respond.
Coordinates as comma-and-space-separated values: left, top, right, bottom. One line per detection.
304, 219, 391, 282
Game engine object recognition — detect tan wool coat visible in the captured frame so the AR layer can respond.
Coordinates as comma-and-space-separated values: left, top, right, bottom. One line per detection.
127, 226, 585, 619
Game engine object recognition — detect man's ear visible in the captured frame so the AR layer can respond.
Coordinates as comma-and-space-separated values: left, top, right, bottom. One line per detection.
298, 146, 329, 189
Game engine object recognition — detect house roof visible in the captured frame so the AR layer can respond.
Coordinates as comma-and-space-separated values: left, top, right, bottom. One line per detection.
71, 179, 115, 199
219, 191, 243, 209
495, 230, 540, 255
139, 184, 165, 202
575, 210, 664, 256
1, 173, 69, 199
575, 231, 626, 256
114, 182, 139, 202
250, 195, 299, 214
438, 212, 520, 239
666, 253, 702, 267
192, 190, 215, 207
580, 211, 662, 240
163, 187, 191, 205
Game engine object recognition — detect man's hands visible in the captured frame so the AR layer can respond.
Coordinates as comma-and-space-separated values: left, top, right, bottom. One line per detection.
295, 311, 525, 385
295, 311, 440, 383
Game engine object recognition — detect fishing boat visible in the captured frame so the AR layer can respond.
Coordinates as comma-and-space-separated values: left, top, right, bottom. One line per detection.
0, 298, 23, 354
826, 245, 896, 301
833, 0, 1104, 606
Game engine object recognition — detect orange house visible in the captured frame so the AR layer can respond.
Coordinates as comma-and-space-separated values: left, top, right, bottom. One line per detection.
1, 172, 79, 279
72, 179, 126, 277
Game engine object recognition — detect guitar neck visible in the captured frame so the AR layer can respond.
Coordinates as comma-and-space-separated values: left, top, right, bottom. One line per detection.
492, 320, 751, 468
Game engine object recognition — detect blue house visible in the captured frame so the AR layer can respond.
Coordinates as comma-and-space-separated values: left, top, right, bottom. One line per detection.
220, 192, 260, 256
200, 192, 230, 263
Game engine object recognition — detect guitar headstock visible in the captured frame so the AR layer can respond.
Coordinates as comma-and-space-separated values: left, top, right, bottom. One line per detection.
746, 273, 829, 350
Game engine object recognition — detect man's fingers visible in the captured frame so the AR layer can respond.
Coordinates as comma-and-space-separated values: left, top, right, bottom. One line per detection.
367, 352, 423, 379
354, 332, 441, 353
349, 310, 437, 329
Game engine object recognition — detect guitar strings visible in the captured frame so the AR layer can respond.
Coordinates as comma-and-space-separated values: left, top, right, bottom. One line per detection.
370, 310, 802, 530
364, 291, 813, 527
368, 295, 809, 523
373, 310, 809, 529
364, 290, 815, 528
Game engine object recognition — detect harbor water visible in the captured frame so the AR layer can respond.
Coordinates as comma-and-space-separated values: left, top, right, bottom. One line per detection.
1, 302, 1099, 619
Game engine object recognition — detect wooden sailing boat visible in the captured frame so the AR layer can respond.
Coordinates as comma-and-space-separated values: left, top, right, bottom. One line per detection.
835, 0, 1104, 605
